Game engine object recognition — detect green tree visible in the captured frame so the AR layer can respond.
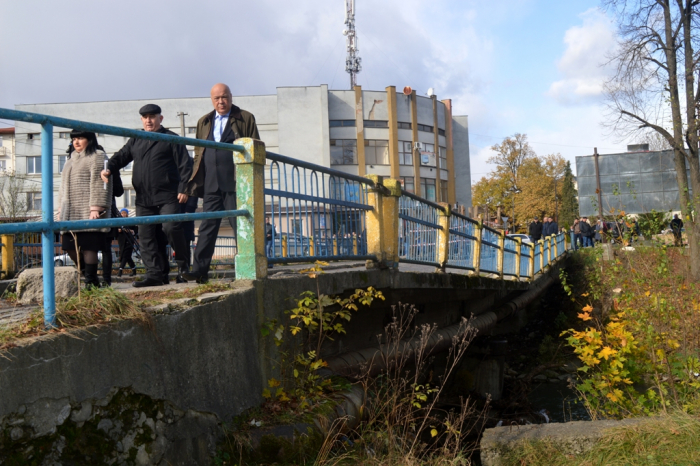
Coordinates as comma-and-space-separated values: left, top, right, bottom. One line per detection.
559, 161, 578, 229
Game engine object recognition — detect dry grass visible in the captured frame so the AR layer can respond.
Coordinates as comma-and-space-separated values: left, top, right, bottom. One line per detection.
130, 281, 232, 307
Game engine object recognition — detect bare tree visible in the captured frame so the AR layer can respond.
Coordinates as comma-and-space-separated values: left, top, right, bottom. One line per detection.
603, 0, 700, 279
0, 170, 28, 222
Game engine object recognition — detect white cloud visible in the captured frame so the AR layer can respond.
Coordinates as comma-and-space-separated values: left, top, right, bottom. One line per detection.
547, 8, 617, 105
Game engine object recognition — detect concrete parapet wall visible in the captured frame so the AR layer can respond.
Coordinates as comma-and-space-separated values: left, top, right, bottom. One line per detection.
480, 418, 649, 466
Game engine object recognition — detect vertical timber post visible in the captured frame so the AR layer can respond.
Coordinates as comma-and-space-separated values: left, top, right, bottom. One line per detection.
514, 237, 522, 279
436, 203, 451, 272
381, 178, 401, 269
1, 234, 13, 278
538, 239, 545, 273
365, 174, 385, 268
528, 242, 535, 279
497, 230, 505, 279
473, 219, 483, 274
233, 138, 267, 280
41, 122, 56, 329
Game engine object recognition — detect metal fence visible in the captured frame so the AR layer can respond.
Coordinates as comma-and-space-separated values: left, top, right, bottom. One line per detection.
480, 226, 500, 274
520, 243, 532, 278
399, 192, 442, 266
447, 212, 477, 270
264, 152, 374, 264
533, 242, 542, 275
503, 236, 518, 277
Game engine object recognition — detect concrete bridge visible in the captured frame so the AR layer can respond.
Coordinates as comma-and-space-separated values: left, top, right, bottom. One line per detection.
0, 108, 568, 464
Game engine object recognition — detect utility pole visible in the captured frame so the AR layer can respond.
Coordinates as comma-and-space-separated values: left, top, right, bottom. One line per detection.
553, 176, 558, 222
593, 147, 604, 220
177, 112, 188, 137
344, 0, 361, 89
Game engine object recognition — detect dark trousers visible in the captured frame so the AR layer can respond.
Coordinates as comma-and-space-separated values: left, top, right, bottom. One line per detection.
136, 201, 188, 281
101, 237, 114, 284
192, 189, 237, 278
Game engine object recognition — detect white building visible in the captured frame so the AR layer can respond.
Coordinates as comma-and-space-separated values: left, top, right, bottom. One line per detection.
0, 127, 14, 173
13, 85, 472, 223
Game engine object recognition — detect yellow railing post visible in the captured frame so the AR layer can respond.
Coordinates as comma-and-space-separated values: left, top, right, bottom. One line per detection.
1, 234, 14, 278
282, 236, 288, 258
538, 239, 545, 272
309, 237, 315, 257
497, 230, 505, 279
553, 234, 558, 259
364, 174, 385, 268
529, 241, 535, 279
380, 178, 401, 268
436, 203, 451, 272
473, 219, 483, 274
352, 236, 358, 255
514, 237, 522, 280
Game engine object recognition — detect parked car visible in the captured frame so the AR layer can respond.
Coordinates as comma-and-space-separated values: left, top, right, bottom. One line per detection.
54, 249, 119, 267
507, 233, 532, 244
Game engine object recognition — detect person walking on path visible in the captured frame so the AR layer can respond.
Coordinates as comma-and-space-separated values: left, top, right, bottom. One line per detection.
548, 217, 559, 238
183, 83, 260, 283
573, 218, 582, 249
117, 208, 138, 277
59, 131, 113, 289
670, 214, 684, 247
101, 104, 193, 287
528, 217, 543, 243
580, 217, 594, 247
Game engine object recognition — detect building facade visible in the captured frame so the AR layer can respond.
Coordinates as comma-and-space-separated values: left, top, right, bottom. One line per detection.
13, 85, 471, 223
0, 127, 14, 173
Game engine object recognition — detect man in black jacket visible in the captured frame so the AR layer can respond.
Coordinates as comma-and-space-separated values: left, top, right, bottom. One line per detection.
528, 217, 543, 243
101, 104, 193, 287
183, 83, 260, 283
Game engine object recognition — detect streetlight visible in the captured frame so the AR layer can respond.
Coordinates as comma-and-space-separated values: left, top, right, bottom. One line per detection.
506, 186, 521, 232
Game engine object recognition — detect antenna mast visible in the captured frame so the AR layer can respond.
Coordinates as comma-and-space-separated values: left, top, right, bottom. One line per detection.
344, 0, 361, 89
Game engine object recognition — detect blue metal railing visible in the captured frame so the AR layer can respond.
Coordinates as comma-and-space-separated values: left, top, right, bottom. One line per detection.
533, 242, 542, 275
0, 107, 253, 328
264, 152, 374, 263
503, 236, 518, 277
479, 226, 500, 273
399, 192, 442, 266
520, 242, 532, 278
447, 212, 477, 270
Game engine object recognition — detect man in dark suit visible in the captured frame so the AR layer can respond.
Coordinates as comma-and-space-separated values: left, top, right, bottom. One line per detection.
184, 83, 260, 282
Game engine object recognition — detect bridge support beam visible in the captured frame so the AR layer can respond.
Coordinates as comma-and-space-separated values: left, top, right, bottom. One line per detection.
436, 202, 451, 272
473, 220, 483, 274
234, 138, 268, 280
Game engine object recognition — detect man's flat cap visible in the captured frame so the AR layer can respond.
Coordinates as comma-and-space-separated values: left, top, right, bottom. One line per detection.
139, 104, 162, 115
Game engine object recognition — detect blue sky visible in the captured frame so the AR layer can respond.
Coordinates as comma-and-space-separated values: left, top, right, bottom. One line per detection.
0, 0, 624, 181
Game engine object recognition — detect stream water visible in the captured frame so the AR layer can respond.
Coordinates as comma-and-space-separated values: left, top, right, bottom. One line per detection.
528, 380, 590, 422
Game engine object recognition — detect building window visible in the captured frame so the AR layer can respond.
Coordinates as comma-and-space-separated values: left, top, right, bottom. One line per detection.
420, 143, 436, 166
58, 155, 67, 173
0, 160, 6, 171
417, 124, 433, 133
365, 140, 389, 165
398, 122, 412, 130
27, 192, 41, 211
26, 156, 41, 174
400, 176, 414, 194
187, 127, 197, 134
439, 146, 447, 169
27, 133, 40, 140
329, 120, 356, 127
363, 120, 388, 128
124, 189, 136, 207
58, 132, 71, 139
399, 141, 413, 165
421, 178, 436, 202
438, 128, 446, 136
330, 139, 357, 165
440, 182, 448, 203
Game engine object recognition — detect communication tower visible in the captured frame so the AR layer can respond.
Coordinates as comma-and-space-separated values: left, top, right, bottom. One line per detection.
343, 0, 361, 89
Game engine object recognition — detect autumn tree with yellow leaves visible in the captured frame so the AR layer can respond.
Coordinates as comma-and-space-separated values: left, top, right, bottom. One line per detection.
472, 134, 566, 232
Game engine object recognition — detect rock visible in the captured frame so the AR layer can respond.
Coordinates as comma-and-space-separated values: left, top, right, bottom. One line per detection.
56, 404, 71, 426
17, 267, 78, 304
544, 370, 559, 378
70, 401, 92, 423
24, 398, 72, 437
10, 426, 23, 441
97, 418, 113, 433
548, 378, 560, 383
562, 361, 580, 373
533, 374, 547, 381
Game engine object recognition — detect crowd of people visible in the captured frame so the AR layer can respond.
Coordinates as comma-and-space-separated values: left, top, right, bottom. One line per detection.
60, 83, 259, 289
527, 216, 559, 243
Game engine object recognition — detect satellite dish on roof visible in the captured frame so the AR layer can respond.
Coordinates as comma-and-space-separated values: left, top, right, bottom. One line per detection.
403, 86, 412, 95
427, 88, 435, 97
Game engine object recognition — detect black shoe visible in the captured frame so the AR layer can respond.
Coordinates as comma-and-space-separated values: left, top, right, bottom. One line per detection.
175, 275, 187, 284
130, 268, 137, 277
84, 264, 100, 289
181, 271, 202, 282
132, 278, 163, 288
117, 268, 123, 278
